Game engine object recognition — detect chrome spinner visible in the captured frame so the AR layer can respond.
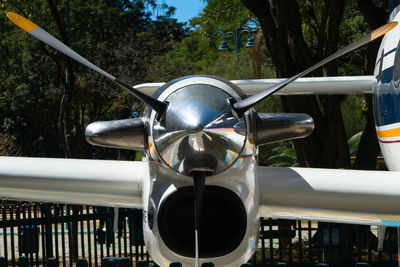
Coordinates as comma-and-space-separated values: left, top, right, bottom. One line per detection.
152, 76, 247, 176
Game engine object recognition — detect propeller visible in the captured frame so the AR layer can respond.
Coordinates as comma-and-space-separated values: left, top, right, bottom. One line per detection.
6, 12, 167, 115
192, 171, 207, 267
232, 21, 398, 117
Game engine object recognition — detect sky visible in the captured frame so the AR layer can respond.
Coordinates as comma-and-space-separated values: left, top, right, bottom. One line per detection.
151, 0, 206, 23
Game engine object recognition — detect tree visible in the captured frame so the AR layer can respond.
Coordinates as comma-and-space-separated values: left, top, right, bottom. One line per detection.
0, 0, 187, 159
238, 0, 387, 258
239, 0, 382, 169
354, 0, 388, 170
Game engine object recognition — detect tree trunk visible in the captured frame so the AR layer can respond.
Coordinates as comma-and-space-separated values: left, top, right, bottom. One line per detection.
354, 0, 388, 170
241, 0, 350, 168
250, 29, 264, 79
46, 0, 73, 157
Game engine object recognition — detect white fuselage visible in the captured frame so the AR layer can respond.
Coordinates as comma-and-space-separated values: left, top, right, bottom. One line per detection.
374, 10, 400, 170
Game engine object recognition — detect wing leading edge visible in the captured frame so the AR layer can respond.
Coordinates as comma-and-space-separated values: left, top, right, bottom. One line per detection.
134, 76, 374, 96
0, 157, 147, 208
259, 167, 400, 226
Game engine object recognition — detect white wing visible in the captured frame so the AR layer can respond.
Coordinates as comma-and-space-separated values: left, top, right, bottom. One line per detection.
259, 167, 400, 226
0, 157, 147, 208
134, 76, 373, 96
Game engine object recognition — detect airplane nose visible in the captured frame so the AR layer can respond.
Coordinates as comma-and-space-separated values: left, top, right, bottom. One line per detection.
153, 83, 247, 176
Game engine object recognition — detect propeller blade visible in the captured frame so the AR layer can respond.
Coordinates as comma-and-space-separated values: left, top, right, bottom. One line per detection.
232, 21, 398, 117
192, 171, 206, 267
6, 12, 167, 115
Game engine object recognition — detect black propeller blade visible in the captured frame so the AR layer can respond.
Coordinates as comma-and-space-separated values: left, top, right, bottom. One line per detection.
232, 21, 398, 117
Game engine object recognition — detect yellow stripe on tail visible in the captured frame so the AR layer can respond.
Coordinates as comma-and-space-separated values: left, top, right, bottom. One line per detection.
376, 127, 400, 138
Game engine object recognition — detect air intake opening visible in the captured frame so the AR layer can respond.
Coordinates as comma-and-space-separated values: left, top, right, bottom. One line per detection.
157, 185, 247, 258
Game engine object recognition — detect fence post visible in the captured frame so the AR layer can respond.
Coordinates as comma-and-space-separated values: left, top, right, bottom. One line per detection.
103, 259, 116, 267
0, 257, 7, 267
137, 260, 149, 267
44, 203, 53, 259
18, 256, 28, 267
46, 258, 58, 267
102, 257, 130, 267
71, 205, 80, 262
76, 258, 88, 267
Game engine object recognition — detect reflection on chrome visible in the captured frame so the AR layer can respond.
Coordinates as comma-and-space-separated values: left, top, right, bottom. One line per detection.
153, 84, 247, 176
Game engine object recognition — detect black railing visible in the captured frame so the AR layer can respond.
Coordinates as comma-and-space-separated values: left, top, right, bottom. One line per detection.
0, 202, 398, 267
0, 203, 149, 267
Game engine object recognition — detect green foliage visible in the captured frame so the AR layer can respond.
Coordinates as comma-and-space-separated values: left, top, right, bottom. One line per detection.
0, 3, 61, 156
202, 0, 253, 27
149, 30, 272, 81
348, 131, 363, 156
264, 144, 299, 167
0, 0, 377, 164
341, 95, 367, 139
0, 0, 186, 158
148, 0, 267, 81
197, 0, 255, 47
261, 130, 364, 167
338, 4, 369, 76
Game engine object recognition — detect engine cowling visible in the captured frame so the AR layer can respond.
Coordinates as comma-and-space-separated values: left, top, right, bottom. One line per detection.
157, 185, 247, 258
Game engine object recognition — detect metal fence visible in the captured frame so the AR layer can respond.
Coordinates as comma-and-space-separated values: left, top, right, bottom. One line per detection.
0, 202, 398, 267
0, 203, 148, 267
255, 219, 397, 267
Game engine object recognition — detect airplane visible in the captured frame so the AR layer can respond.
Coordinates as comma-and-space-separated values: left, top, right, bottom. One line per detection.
1, 7, 400, 267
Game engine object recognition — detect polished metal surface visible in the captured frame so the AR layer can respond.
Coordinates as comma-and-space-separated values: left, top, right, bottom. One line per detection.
153, 83, 247, 176
253, 113, 314, 146
85, 118, 146, 150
